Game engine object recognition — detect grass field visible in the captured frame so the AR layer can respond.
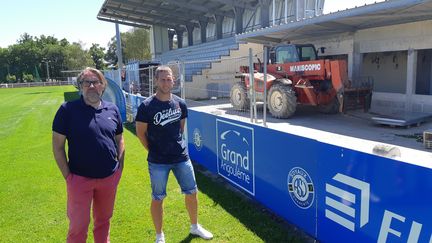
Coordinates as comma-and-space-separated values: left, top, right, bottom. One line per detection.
0, 86, 309, 243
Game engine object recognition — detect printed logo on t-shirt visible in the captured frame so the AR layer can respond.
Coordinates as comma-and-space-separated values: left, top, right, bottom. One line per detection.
153, 108, 181, 126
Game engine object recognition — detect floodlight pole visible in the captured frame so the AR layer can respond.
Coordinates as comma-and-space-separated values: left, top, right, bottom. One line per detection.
42, 59, 50, 82
45, 61, 50, 82
115, 23, 123, 88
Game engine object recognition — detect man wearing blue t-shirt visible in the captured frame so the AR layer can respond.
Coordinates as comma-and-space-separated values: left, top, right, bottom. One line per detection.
135, 66, 213, 243
52, 67, 124, 243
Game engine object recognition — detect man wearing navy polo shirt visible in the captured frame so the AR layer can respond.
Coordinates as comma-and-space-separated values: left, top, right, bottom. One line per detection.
135, 66, 213, 243
52, 67, 125, 243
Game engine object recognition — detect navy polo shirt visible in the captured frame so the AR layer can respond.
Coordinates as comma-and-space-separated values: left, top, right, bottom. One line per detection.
52, 96, 123, 178
135, 95, 189, 164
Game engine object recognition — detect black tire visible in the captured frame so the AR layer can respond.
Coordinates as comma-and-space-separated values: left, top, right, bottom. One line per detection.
230, 82, 250, 111
267, 83, 297, 118
318, 97, 340, 114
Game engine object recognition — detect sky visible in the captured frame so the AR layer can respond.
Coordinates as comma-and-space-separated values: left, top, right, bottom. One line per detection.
0, 0, 131, 49
0, 0, 384, 49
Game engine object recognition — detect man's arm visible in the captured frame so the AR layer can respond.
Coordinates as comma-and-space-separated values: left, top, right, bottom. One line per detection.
136, 121, 149, 150
52, 131, 69, 179
180, 118, 186, 134
115, 133, 125, 170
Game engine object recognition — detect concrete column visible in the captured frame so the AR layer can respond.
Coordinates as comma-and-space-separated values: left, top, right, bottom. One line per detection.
259, 0, 271, 28
150, 25, 170, 58
295, 0, 305, 21
430, 55, 432, 95
406, 48, 417, 112
186, 24, 194, 46
234, 7, 245, 34
215, 15, 224, 40
349, 42, 363, 80
168, 30, 175, 50
115, 23, 123, 87
175, 28, 184, 48
199, 20, 208, 43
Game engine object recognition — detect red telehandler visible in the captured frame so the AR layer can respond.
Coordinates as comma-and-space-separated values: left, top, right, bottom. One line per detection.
230, 44, 372, 118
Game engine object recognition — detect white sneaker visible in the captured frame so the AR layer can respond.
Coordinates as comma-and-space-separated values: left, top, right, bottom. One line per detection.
155, 233, 165, 243
190, 224, 213, 240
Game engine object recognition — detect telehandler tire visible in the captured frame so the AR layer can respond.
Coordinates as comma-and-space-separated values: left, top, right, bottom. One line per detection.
267, 83, 297, 118
230, 82, 250, 111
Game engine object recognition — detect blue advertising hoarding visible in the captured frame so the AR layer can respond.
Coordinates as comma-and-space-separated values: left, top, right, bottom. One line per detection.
187, 109, 432, 242
316, 144, 432, 243
188, 110, 317, 236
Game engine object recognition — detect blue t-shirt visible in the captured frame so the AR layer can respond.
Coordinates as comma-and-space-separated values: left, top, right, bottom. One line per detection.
52, 97, 123, 178
135, 94, 189, 164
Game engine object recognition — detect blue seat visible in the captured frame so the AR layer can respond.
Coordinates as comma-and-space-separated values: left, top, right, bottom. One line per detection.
157, 37, 239, 82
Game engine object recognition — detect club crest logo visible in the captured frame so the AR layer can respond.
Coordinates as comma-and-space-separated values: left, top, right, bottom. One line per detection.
287, 167, 315, 209
193, 128, 203, 151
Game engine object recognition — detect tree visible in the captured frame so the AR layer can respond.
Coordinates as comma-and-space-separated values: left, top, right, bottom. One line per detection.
105, 36, 122, 67
89, 44, 106, 70
18, 33, 33, 44
42, 44, 67, 80
35, 35, 59, 47
0, 48, 8, 82
0, 31, 144, 82
8, 40, 41, 82
59, 38, 69, 47
64, 43, 94, 71
122, 28, 151, 61
105, 27, 151, 67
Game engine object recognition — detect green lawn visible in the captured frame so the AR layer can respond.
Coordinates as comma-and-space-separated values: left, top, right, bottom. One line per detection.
0, 86, 308, 243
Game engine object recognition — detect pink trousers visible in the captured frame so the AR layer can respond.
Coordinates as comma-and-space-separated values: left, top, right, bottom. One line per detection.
66, 169, 121, 243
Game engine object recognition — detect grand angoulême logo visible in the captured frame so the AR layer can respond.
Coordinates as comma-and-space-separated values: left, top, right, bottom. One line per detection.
217, 119, 255, 195
287, 167, 315, 209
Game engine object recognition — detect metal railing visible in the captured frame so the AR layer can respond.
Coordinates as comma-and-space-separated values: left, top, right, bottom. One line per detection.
0, 80, 75, 89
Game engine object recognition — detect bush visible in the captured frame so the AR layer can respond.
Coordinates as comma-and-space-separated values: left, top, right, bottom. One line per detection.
23, 73, 34, 82
6, 74, 16, 83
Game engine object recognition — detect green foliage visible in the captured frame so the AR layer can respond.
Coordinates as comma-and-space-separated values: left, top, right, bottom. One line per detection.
0, 48, 8, 82
122, 28, 151, 61
42, 44, 67, 79
0, 33, 94, 81
89, 43, 106, 70
5, 74, 16, 83
105, 27, 151, 67
1, 28, 152, 82
7, 38, 41, 81
64, 43, 94, 71
105, 36, 122, 67
22, 73, 34, 82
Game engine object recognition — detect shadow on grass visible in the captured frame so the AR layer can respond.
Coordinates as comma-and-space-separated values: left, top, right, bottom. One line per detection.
194, 166, 309, 243
178, 234, 195, 243
124, 122, 136, 135
64, 91, 80, 101
24, 91, 52, 95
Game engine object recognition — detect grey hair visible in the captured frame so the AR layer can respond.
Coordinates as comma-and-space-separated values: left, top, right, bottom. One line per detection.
77, 67, 107, 91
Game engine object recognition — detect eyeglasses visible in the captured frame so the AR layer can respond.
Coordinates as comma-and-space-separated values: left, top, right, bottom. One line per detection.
80, 80, 103, 87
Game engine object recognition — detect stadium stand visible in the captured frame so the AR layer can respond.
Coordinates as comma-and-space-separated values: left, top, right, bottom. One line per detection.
157, 37, 240, 82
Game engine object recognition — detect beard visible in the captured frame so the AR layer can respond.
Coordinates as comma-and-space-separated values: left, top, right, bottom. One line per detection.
157, 85, 172, 95
84, 90, 102, 104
